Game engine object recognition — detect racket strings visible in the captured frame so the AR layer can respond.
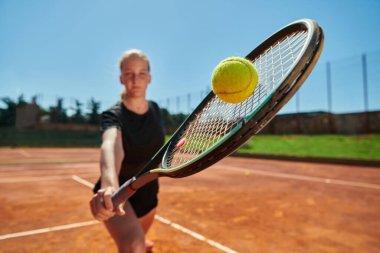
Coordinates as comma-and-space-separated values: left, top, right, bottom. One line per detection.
165, 30, 309, 169
256, 31, 307, 90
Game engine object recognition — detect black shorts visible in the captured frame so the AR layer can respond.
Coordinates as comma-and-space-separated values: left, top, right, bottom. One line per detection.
93, 178, 159, 218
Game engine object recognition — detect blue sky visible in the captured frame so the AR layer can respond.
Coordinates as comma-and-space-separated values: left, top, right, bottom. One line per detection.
1, 0, 379, 114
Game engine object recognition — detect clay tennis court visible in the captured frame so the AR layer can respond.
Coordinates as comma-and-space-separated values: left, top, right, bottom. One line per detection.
0, 148, 379, 253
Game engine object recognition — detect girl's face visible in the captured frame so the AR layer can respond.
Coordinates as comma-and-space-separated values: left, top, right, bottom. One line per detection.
120, 57, 151, 99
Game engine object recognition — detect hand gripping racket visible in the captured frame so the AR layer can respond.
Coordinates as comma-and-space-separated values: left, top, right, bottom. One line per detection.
112, 19, 324, 206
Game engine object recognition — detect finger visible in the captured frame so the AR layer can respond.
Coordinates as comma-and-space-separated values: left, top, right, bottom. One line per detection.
89, 199, 97, 218
95, 195, 115, 217
115, 204, 126, 216
90, 194, 102, 216
96, 213, 110, 221
97, 188, 106, 193
103, 187, 114, 211
96, 207, 116, 221
95, 194, 109, 216
93, 206, 112, 221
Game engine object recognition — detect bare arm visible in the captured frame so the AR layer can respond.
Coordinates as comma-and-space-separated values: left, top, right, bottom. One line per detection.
99, 127, 124, 189
90, 127, 126, 221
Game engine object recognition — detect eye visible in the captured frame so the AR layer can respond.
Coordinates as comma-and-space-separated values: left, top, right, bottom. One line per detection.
124, 72, 133, 78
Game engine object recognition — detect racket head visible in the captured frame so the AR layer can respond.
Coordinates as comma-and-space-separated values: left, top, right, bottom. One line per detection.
151, 19, 324, 178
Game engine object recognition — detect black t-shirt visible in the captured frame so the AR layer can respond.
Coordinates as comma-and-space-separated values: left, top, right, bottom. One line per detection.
100, 100, 165, 181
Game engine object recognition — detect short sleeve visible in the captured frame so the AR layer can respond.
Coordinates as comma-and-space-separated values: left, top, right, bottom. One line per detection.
149, 101, 161, 121
100, 110, 121, 134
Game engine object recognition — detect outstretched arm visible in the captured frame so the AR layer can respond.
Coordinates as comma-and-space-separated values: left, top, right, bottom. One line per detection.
90, 128, 125, 221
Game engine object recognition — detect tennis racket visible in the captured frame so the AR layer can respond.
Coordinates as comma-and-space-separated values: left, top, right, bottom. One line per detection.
112, 19, 324, 206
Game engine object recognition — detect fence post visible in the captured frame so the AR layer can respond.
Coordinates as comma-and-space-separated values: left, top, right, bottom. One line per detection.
362, 53, 370, 133
326, 61, 335, 133
187, 93, 191, 113
326, 61, 332, 112
166, 98, 170, 113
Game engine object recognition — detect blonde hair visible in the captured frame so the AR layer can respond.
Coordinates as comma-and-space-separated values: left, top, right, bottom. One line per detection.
119, 49, 151, 101
119, 49, 151, 72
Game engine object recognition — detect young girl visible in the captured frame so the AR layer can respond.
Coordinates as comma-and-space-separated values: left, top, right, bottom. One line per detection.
90, 49, 165, 253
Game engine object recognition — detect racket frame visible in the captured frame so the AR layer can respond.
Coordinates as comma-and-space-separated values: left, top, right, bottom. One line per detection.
154, 19, 324, 178
112, 18, 324, 205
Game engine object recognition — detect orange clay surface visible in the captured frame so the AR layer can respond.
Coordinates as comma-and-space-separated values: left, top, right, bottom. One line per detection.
0, 148, 379, 253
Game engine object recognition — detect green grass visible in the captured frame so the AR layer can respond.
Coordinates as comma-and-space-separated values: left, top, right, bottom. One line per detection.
2, 128, 380, 161
238, 134, 380, 161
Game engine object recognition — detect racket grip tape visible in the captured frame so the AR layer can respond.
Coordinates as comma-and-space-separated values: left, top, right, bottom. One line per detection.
111, 177, 137, 208
111, 172, 159, 208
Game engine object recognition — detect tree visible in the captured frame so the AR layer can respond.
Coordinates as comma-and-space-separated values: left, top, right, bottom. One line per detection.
0, 97, 17, 127
160, 108, 187, 134
87, 98, 100, 125
49, 97, 68, 123
71, 99, 85, 124
17, 94, 27, 107
0, 95, 47, 127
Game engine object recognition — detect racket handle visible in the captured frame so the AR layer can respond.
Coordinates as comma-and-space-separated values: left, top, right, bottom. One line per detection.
112, 177, 137, 208
111, 172, 159, 208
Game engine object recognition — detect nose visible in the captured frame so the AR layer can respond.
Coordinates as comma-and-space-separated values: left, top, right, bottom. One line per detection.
131, 74, 137, 83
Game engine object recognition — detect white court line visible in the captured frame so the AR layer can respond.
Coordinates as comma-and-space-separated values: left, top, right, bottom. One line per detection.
18, 149, 32, 158
72, 175, 239, 253
225, 166, 380, 190
0, 159, 97, 165
0, 173, 97, 184
0, 171, 96, 179
155, 215, 238, 253
72, 175, 96, 188
0, 220, 99, 240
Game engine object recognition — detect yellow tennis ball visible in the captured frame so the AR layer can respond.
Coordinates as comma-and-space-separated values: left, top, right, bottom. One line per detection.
211, 57, 258, 103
